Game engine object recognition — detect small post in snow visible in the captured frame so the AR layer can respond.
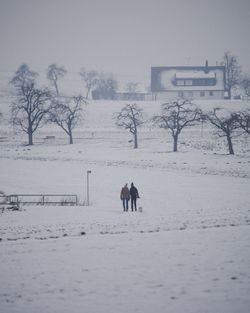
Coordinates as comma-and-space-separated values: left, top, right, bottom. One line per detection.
86, 170, 92, 206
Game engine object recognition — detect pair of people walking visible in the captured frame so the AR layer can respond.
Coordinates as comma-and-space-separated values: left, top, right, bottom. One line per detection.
120, 183, 140, 212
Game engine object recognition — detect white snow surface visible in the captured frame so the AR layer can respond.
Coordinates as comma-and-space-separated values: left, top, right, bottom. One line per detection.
1, 100, 250, 313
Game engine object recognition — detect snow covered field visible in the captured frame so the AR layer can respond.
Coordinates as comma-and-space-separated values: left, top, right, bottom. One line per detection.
1, 100, 250, 313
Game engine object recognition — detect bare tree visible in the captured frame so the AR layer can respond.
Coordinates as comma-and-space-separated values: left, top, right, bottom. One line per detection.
126, 82, 139, 93
114, 103, 144, 149
223, 51, 242, 99
92, 75, 118, 100
124, 82, 140, 100
11, 83, 51, 145
49, 95, 86, 144
47, 64, 67, 96
241, 74, 250, 98
234, 110, 250, 134
10, 64, 38, 88
79, 68, 98, 99
205, 108, 239, 154
10, 65, 51, 145
153, 99, 200, 152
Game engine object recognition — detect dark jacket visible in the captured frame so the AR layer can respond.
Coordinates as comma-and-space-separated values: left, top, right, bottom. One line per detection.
130, 185, 139, 199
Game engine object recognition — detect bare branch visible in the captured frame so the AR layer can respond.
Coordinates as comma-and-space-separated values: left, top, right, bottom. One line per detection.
223, 51, 242, 99
80, 68, 98, 99
152, 99, 200, 152
241, 74, 250, 97
114, 103, 144, 149
204, 107, 240, 154
10, 64, 38, 89
92, 74, 118, 100
49, 95, 86, 144
10, 68, 52, 145
234, 110, 250, 134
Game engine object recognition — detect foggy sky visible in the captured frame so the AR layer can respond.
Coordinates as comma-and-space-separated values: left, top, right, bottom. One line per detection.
0, 0, 250, 81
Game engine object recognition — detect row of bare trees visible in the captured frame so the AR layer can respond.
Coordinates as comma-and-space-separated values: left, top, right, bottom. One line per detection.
47, 64, 118, 100
7, 63, 138, 146
114, 100, 250, 154
7, 62, 250, 150
10, 64, 86, 145
13, 52, 250, 102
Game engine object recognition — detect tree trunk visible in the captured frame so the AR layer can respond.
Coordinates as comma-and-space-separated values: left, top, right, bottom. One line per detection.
86, 88, 90, 99
228, 87, 231, 100
173, 134, 178, 152
55, 82, 59, 97
28, 132, 33, 145
227, 134, 234, 154
134, 131, 138, 149
28, 125, 33, 145
69, 130, 73, 144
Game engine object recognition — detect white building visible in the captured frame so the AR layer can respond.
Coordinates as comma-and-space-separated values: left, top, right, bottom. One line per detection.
151, 63, 226, 100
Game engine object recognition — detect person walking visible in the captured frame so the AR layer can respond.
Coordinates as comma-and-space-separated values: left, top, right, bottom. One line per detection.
120, 183, 130, 211
130, 182, 140, 211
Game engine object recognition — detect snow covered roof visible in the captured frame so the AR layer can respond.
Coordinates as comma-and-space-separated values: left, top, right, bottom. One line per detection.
151, 66, 225, 92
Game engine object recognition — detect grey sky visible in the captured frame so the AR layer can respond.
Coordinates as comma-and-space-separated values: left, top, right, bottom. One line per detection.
0, 0, 250, 82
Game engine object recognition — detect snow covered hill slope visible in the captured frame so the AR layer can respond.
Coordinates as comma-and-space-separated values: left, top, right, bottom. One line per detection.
0, 99, 250, 313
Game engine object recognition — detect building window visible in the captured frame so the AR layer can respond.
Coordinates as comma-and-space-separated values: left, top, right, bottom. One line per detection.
187, 91, 193, 98
200, 91, 205, 97
193, 78, 216, 86
185, 80, 192, 86
209, 91, 213, 96
176, 80, 185, 86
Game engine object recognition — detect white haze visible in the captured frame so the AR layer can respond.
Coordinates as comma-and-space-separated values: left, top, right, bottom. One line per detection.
0, 0, 250, 81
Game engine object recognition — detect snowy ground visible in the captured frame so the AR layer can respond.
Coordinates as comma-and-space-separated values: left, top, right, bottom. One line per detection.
1, 100, 250, 313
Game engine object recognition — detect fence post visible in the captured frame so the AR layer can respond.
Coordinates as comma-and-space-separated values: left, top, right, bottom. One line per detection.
16, 196, 19, 209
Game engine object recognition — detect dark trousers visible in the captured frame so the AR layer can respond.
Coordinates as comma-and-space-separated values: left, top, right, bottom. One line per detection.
122, 198, 129, 211
131, 197, 137, 211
